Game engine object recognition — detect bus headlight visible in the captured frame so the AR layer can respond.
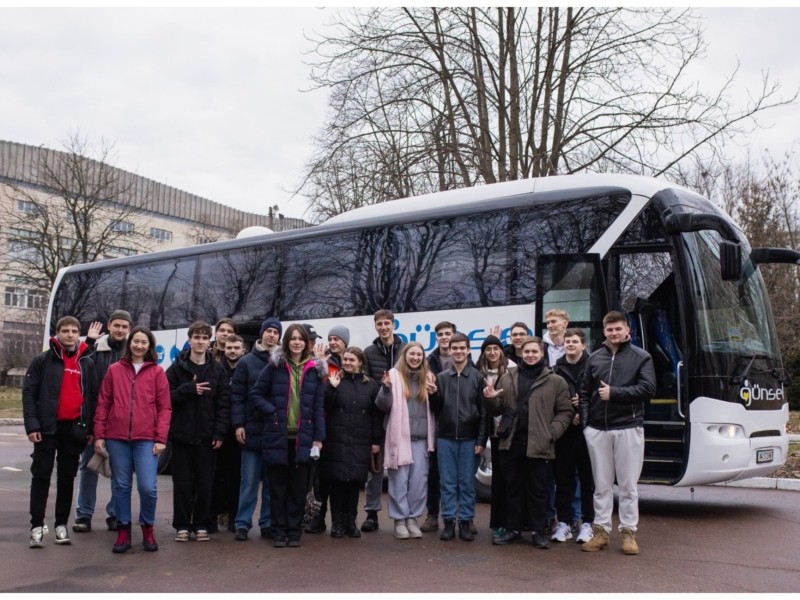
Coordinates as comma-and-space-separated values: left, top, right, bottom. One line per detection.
706, 424, 745, 439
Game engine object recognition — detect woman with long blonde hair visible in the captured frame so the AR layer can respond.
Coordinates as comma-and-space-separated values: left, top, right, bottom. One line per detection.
375, 342, 437, 539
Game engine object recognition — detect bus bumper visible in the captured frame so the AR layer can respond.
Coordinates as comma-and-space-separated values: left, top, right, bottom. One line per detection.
676, 399, 789, 487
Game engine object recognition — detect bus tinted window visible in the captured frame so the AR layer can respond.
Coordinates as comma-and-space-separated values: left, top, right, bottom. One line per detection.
195, 245, 282, 323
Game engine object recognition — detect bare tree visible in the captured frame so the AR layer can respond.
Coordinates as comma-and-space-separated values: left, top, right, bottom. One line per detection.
297, 7, 795, 220
1, 132, 155, 293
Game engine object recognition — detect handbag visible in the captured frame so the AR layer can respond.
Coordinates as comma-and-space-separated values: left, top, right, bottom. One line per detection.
87, 450, 112, 478
68, 404, 90, 445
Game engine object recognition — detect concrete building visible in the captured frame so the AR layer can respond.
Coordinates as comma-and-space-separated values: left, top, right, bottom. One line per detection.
0, 139, 307, 385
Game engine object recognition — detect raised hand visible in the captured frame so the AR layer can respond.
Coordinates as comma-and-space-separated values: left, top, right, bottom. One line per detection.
86, 321, 104, 340
329, 370, 341, 388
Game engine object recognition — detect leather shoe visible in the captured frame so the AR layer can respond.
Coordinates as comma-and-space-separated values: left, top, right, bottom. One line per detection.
360, 511, 379, 533
419, 515, 439, 532
458, 521, 474, 541
439, 520, 456, 541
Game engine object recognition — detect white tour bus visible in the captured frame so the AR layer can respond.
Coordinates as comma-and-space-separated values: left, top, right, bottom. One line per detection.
46, 173, 795, 488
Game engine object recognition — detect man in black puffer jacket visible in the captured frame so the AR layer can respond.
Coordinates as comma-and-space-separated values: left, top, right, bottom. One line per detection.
166, 321, 230, 542
579, 311, 655, 556
230, 317, 281, 541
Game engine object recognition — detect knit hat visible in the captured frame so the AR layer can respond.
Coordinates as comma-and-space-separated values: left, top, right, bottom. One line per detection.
303, 323, 321, 340
481, 335, 503, 353
259, 317, 282, 338
108, 310, 132, 324
327, 325, 350, 346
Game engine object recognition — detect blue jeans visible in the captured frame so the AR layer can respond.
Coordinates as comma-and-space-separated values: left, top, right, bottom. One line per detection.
75, 445, 115, 521
235, 449, 270, 530
437, 437, 477, 522
106, 440, 159, 526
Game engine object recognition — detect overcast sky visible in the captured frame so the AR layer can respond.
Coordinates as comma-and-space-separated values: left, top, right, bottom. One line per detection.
1, 7, 799, 221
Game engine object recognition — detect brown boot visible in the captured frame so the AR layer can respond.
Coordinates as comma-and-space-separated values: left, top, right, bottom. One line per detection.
580, 524, 609, 552
621, 527, 639, 555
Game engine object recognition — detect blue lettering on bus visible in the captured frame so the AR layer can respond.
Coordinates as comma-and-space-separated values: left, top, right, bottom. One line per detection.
394, 318, 511, 351
156, 345, 165, 364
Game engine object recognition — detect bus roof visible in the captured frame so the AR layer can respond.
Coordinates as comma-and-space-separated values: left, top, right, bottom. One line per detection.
322, 173, 675, 226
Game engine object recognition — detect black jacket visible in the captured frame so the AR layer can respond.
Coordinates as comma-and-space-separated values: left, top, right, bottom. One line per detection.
320, 372, 382, 483
230, 344, 271, 451
86, 334, 126, 384
579, 339, 656, 430
22, 339, 98, 436
430, 363, 488, 445
553, 351, 588, 429
166, 349, 230, 445
363, 335, 406, 381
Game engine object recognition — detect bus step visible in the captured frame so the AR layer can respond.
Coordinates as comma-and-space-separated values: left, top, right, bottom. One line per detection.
644, 455, 683, 464
645, 437, 683, 444
639, 475, 677, 485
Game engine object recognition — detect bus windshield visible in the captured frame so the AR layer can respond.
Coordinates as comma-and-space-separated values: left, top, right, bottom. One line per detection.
685, 229, 780, 358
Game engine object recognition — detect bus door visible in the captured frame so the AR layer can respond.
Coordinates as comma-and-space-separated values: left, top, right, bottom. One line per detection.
535, 253, 608, 351
606, 249, 687, 484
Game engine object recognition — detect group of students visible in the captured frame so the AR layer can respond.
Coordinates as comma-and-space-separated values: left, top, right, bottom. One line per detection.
23, 305, 655, 556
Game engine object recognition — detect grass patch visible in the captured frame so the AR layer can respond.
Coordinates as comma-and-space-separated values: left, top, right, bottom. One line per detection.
0, 387, 23, 418
788, 410, 800, 434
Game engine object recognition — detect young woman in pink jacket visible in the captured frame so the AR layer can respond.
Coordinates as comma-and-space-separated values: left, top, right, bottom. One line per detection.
93, 326, 171, 553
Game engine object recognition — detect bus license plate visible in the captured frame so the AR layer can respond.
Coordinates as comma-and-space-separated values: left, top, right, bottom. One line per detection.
756, 449, 774, 464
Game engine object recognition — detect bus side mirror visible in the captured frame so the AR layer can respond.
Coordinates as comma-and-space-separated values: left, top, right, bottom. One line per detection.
720, 240, 741, 281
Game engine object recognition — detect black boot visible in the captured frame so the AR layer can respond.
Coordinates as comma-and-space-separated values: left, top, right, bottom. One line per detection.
360, 510, 379, 533
344, 512, 361, 538
440, 519, 456, 541
330, 512, 345, 538
532, 530, 550, 549
458, 520, 474, 541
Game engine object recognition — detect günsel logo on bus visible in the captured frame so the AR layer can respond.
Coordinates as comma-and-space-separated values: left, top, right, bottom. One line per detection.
739, 379, 784, 406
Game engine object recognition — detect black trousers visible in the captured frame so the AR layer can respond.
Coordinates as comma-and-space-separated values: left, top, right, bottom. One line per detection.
426, 449, 440, 517
554, 425, 595, 523
488, 436, 508, 529
29, 421, 83, 528
212, 430, 241, 525
267, 443, 310, 542
328, 479, 362, 522
171, 441, 216, 531
502, 438, 549, 532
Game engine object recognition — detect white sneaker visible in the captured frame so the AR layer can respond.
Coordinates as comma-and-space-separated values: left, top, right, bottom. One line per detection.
576, 521, 594, 544
394, 519, 410, 539
551, 521, 573, 542
29, 526, 44, 548
406, 518, 423, 538
54, 525, 71, 545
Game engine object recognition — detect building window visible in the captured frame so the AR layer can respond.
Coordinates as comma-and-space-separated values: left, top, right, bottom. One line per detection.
104, 245, 138, 258
4, 287, 46, 310
8, 227, 38, 239
149, 227, 173, 242
112, 220, 134, 234
17, 200, 43, 215
8, 239, 37, 260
